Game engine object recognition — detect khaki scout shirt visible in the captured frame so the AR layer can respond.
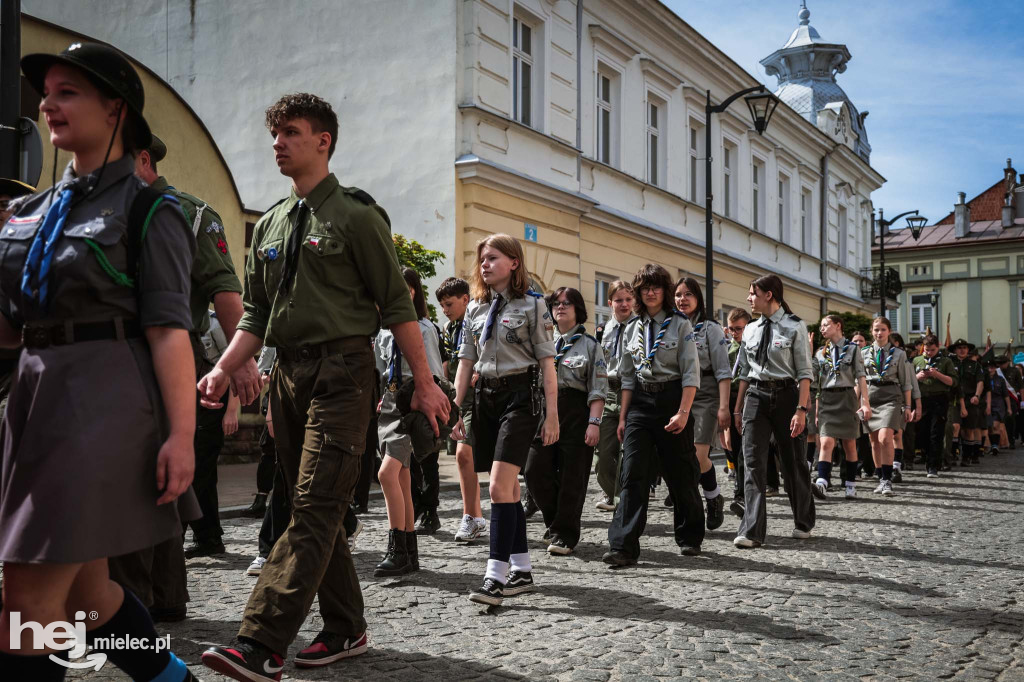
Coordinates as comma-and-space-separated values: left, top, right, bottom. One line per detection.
736, 307, 813, 383
814, 338, 866, 389
238, 174, 415, 347
913, 353, 956, 396
950, 357, 984, 400
150, 177, 241, 335
618, 310, 700, 391
458, 289, 555, 378
553, 325, 609, 403
694, 320, 732, 381
375, 318, 444, 391
599, 315, 633, 381
862, 343, 914, 394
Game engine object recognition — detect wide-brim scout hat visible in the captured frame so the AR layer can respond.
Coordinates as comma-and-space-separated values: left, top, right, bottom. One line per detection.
146, 134, 167, 163
21, 42, 152, 150
0, 179, 36, 198
947, 338, 976, 353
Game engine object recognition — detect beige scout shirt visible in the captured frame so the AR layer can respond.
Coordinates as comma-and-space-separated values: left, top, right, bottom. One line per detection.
458, 289, 555, 378
599, 315, 633, 381
694, 320, 733, 381
863, 343, 914, 393
814, 338, 867, 389
618, 310, 700, 391
553, 325, 609, 403
736, 307, 814, 383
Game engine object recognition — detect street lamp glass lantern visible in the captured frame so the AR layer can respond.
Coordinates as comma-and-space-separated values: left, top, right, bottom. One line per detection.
745, 91, 779, 135
929, 292, 938, 308
906, 214, 928, 241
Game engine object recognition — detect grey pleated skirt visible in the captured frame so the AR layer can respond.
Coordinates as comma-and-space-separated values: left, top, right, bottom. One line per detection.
818, 388, 860, 440
691, 373, 721, 446
378, 388, 414, 467
867, 383, 904, 432
806, 394, 818, 436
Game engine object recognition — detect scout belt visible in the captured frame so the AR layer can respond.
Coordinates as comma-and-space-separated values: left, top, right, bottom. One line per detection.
749, 378, 796, 391
278, 336, 367, 362
868, 379, 896, 386
22, 319, 142, 349
822, 386, 854, 392
479, 372, 532, 391
637, 380, 675, 393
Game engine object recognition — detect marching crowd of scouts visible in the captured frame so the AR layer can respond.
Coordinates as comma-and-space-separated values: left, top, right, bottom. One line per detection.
0, 41, 1021, 682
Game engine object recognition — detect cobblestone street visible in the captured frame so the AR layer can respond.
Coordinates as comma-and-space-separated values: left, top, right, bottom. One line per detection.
75, 449, 1024, 681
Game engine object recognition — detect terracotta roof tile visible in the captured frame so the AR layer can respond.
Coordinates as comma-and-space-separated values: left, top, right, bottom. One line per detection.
873, 218, 1024, 253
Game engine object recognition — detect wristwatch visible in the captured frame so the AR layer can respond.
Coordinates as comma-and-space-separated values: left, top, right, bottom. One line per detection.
588, 417, 602, 426
796, 405, 808, 412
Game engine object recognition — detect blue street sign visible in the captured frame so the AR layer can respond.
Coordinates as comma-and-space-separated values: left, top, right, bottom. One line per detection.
524, 223, 538, 242
1015, 352, 1024, 365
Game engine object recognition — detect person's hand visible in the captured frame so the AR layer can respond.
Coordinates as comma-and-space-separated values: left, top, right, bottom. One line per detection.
230, 358, 262, 406
861, 404, 873, 422
916, 371, 928, 381
451, 416, 466, 441
790, 410, 806, 438
717, 406, 731, 431
585, 424, 600, 447
665, 410, 689, 434
198, 367, 230, 409
734, 410, 744, 434
471, 372, 480, 388
261, 372, 272, 388
411, 380, 451, 437
156, 432, 194, 505
970, 395, 980, 406
541, 414, 560, 446
960, 404, 968, 418
617, 419, 626, 443
223, 406, 239, 436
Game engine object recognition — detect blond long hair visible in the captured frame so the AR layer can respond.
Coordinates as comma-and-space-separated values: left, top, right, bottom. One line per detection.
470, 233, 530, 302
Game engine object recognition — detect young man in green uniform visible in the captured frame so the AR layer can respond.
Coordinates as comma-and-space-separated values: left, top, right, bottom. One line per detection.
914, 335, 957, 477
948, 339, 985, 465
198, 93, 449, 682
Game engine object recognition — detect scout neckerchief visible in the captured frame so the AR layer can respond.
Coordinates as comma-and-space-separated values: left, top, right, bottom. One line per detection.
555, 324, 585, 363
387, 337, 403, 390
823, 338, 850, 377
612, 320, 624, 359
480, 293, 504, 344
642, 314, 673, 368
871, 343, 896, 378
924, 353, 940, 370
20, 188, 73, 309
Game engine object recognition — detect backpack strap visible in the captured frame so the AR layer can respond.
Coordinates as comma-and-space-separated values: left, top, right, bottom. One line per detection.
125, 186, 174, 287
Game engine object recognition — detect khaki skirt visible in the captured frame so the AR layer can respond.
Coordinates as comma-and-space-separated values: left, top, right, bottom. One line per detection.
817, 388, 860, 440
867, 383, 904, 432
691, 372, 721, 446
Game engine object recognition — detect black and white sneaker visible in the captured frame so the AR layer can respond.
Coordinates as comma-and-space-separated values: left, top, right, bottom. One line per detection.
504, 569, 535, 596
294, 631, 368, 668
547, 538, 572, 555
202, 638, 285, 682
926, 468, 938, 478
469, 578, 504, 606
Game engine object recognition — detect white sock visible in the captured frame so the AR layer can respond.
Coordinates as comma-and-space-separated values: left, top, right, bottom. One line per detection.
893, 461, 902, 471
474, 516, 486, 527
845, 481, 855, 491
704, 486, 721, 500
509, 552, 532, 573
485, 559, 509, 584
815, 477, 827, 487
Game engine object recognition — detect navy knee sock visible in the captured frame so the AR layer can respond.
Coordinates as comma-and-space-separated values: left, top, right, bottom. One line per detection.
816, 460, 832, 485
699, 466, 718, 492
806, 442, 816, 464
511, 500, 528, 555
0, 651, 68, 681
87, 588, 186, 681
843, 460, 858, 484
488, 502, 518, 563
881, 464, 893, 482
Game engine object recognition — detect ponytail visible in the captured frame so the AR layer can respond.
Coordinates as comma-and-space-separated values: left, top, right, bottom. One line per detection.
750, 274, 792, 315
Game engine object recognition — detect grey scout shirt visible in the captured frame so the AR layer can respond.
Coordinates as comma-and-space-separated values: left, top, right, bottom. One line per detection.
861, 343, 913, 393
599, 315, 631, 381
906, 357, 921, 400
376, 318, 444, 391
554, 325, 609, 404
618, 310, 700, 392
736, 307, 813, 383
694, 320, 732, 381
814, 338, 866, 389
458, 289, 555, 379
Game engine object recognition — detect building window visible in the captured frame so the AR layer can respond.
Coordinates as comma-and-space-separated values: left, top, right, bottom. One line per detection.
594, 277, 612, 327
751, 158, 765, 231
689, 120, 705, 205
838, 205, 849, 268
722, 141, 736, 218
596, 66, 619, 166
800, 189, 811, 252
910, 264, 931, 277
512, 16, 534, 128
778, 173, 791, 244
245, 221, 256, 248
910, 294, 935, 334
646, 96, 665, 187
1019, 289, 1024, 330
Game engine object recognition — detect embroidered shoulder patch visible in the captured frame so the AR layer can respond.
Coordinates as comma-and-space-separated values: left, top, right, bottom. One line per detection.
205, 221, 225, 234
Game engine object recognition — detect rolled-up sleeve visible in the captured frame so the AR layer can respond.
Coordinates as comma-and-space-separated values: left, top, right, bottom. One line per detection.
458, 305, 479, 363
708, 323, 732, 381
897, 350, 913, 393
792, 324, 813, 382
620, 342, 636, 392
138, 202, 194, 329
237, 219, 270, 340
907, 360, 921, 400
530, 296, 555, 360
736, 338, 751, 383
852, 347, 867, 379
587, 340, 609, 404
351, 205, 416, 329
678, 319, 701, 389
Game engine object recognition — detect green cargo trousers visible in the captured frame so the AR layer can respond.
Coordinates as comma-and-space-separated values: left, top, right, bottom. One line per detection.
595, 386, 623, 500
239, 337, 373, 654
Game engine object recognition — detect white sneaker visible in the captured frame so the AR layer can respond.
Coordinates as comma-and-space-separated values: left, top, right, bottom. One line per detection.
595, 495, 616, 511
246, 556, 266, 576
873, 481, 886, 494
347, 519, 363, 551
455, 514, 482, 542
880, 480, 895, 496
733, 535, 761, 549
845, 485, 856, 499
791, 528, 811, 539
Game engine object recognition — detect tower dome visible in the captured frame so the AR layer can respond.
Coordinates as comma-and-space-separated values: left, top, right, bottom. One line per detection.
760, 2, 871, 162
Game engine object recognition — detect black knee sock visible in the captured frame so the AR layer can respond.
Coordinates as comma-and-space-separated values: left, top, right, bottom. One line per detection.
699, 467, 718, 494
816, 460, 832, 485
806, 442, 816, 464
894, 448, 904, 463
881, 464, 893, 481
0, 651, 68, 681
844, 460, 859, 484
511, 501, 528, 555
489, 502, 517, 562
87, 588, 185, 681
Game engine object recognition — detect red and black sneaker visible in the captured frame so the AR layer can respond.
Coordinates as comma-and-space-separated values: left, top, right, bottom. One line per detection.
294, 631, 368, 668
201, 638, 285, 682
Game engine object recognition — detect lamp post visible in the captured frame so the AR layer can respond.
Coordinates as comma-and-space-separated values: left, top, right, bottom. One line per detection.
704, 85, 779, 316
875, 209, 928, 318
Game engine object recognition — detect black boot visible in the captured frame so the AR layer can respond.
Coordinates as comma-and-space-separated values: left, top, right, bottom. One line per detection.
244, 492, 268, 518
416, 509, 440, 535
406, 530, 420, 571
374, 529, 410, 577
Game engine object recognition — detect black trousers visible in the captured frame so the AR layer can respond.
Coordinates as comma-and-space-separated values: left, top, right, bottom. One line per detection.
524, 388, 593, 549
108, 535, 188, 610
608, 384, 704, 558
354, 413, 378, 509
185, 399, 227, 542
411, 451, 440, 514
919, 394, 950, 471
257, 427, 277, 494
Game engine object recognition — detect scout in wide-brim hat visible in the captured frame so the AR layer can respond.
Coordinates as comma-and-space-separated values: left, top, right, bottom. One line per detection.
947, 338, 976, 354
0, 179, 36, 198
21, 41, 152, 150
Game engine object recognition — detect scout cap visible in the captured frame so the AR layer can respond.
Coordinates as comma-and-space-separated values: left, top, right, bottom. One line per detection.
21, 42, 152, 150
0, 179, 36, 197
395, 376, 459, 459
147, 134, 167, 163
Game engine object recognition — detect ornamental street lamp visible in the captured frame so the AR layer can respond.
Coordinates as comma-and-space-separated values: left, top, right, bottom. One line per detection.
876, 209, 927, 318
704, 85, 780, 316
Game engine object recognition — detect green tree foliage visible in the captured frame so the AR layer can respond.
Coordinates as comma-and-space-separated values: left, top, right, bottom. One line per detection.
807, 311, 876, 349
393, 234, 446, 321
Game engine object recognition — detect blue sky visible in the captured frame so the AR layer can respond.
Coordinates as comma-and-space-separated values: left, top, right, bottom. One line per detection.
663, 0, 1024, 229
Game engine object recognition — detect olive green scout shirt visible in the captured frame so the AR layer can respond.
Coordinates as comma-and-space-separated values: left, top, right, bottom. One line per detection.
151, 177, 241, 335
913, 353, 957, 397
238, 174, 415, 348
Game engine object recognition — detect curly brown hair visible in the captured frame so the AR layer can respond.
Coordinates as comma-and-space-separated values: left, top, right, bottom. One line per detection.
265, 93, 339, 158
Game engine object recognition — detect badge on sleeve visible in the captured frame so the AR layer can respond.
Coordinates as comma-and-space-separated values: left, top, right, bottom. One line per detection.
205, 221, 225, 234
266, 247, 278, 261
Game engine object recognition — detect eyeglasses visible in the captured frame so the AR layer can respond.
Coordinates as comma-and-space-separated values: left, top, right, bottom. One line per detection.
727, 326, 745, 333
552, 301, 574, 309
